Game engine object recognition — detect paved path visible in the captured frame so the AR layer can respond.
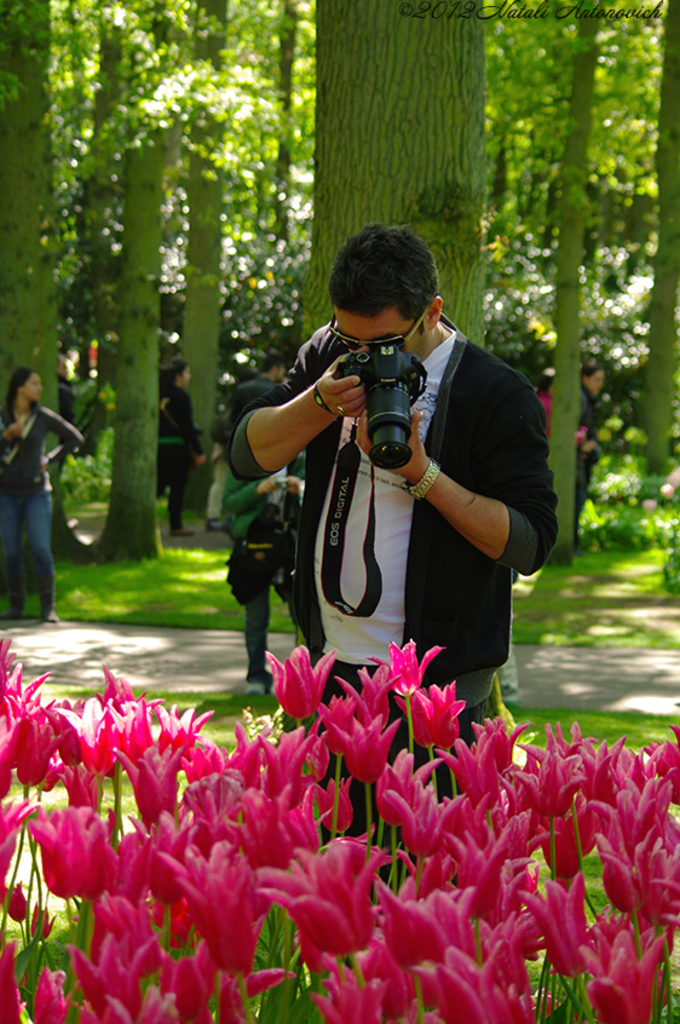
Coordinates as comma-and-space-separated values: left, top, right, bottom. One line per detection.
1, 620, 680, 717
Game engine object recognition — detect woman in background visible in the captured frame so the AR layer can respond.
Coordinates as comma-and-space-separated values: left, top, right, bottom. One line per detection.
157, 356, 205, 536
0, 367, 83, 622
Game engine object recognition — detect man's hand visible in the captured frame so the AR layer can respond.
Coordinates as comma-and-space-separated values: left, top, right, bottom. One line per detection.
355, 409, 429, 485
314, 354, 367, 419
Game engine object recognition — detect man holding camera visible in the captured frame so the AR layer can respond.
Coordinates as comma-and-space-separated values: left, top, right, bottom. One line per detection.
228, 223, 557, 748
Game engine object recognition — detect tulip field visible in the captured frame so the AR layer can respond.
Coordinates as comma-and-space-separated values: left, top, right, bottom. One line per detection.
1, 636, 680, 1023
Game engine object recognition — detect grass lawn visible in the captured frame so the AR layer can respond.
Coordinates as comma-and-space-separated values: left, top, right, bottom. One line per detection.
513, 547, 680, 648
51, 547, 297, 634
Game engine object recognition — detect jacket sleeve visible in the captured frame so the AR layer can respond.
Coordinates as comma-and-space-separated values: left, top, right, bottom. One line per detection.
42, 408, 84, 464
222, 475, 267, 515
228, 326, 341, 480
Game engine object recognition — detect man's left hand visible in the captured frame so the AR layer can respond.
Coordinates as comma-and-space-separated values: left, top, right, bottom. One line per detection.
355, 409, 429, 485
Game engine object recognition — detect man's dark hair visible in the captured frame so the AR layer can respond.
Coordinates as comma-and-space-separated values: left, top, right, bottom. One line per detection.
328, 223, 439, 321
581, 362, 603, 378
262, 350, 286, 374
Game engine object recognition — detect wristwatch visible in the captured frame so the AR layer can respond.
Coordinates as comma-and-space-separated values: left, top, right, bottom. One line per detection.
401, 459, 441, 500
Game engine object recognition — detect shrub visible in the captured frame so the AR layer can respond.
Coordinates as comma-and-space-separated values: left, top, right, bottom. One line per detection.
60, 426, 113, 504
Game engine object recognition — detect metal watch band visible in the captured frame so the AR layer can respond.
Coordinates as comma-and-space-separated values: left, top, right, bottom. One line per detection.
401, 458, 441, 500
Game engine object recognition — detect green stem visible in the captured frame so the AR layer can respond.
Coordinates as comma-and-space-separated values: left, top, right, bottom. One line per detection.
571, 797, 598, 917
112, 761, 123, 850
364, 781, 373, 861
405, 693, 414, 755
237, 972, 256, 1024
331, 753, 343, 841
474, 917, 482, 966
390, 825, 399, 893
349, 952, 366, 989
414, 975, 425, 1024
632, 907, 643, 958
549, 817, 557, 882
536, 954, 551, 1023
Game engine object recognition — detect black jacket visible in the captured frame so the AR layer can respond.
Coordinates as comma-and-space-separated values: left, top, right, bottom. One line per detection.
229, 322, 558, 705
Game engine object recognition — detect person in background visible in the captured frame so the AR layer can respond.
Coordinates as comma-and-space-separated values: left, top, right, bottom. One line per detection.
0, 367, 83, 622
205, 353, 288, 532
575, 362, 604, 553
536, 367, 555, 436
57, 353, 76, 426
223, 459, 303, 694
157, 356, 206, 537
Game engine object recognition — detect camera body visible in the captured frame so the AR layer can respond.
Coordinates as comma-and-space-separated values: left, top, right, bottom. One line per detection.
339, 344, 427, 468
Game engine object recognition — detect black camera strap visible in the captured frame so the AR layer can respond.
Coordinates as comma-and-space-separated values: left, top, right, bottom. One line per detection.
320, 423, 382, 617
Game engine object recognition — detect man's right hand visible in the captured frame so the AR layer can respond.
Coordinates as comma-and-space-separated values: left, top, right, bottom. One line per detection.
314, 355, 366, 419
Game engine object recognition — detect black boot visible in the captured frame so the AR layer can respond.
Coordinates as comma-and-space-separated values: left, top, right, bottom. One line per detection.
0, 577, 25, 620
36, 574, 59, 623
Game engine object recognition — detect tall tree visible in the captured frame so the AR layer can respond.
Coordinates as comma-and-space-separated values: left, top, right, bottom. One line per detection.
97, 135, 164, 561
548, 15, 600, 565
640, 0, 680, 472
305, 0, 486, 342
181, 0, 227, 447
0, 0, 56, 390
273, 0, 298, 242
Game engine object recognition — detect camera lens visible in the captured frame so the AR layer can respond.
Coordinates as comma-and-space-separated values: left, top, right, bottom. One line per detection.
367, 384, 413, 469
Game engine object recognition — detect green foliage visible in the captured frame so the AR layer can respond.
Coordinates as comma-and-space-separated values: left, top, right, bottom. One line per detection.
579, 500, 675, 552
663, 520, 680, 596
60, 427, 114, 503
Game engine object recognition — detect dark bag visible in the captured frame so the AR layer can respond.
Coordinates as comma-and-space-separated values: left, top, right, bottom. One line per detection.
227, 503, 295, 605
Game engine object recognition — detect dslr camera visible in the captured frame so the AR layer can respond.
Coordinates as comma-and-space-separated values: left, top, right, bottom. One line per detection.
339, 344, 427, 469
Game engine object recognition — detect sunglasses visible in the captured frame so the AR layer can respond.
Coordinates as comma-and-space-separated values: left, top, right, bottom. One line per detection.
329, 307, 429, 352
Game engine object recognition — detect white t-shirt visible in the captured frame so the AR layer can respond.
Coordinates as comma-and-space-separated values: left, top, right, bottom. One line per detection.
313, 334, 454, 663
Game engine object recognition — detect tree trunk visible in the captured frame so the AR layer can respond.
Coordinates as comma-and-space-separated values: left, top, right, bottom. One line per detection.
273, 0, 298, 242
83, 27, 124, 454
97, 137, 164, 561
305, 0, 486, 342
0, 0, 56, 385
548, 14, 599, 565
640, 0, 680, 473
181, 0, 228, 512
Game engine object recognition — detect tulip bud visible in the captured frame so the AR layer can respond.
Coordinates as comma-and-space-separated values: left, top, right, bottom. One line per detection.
8, 884, 26, 923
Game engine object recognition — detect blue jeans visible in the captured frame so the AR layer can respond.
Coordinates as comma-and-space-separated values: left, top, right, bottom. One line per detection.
244, 586, 296, 690
0, 491, 54, 578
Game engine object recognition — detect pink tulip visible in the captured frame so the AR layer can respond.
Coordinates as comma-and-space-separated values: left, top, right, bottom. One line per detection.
515, 744, 585, 819
70, 929, 162, 1023
57, 764, 99, 810
180, 772, 244, 854
112, 829, 152, 904
337, 664, 394, 727
378, 881, 477, 969
0, 718, 18, 799
181, 738, 231, 782
0, 939, 22, 1024
14, 709, 64, 788
376, 750, 443, 857
60, 698, 121, 777
155, 703, 213, 755
472, 715, 529, 773
217, 968, 291, 1024
101, 664, 138, 709
165, 840, 268, 975
540, 796, 601, 880
31, 904, 55, 940
116, 745, 185, 828
524, 872, 590, 977
356, 935, 416, 1022
34, 967, 70, 1024
333, 715, 401, 785
317, 694, 357, 755
267, 645, 336, 720
374, 638, 444, 697
160, 941, 214, 1022
312, 969, 387, 1024
90, 895, 159, 970
585, 927, 665, 1024
0, 800, 33, 901
30, 805, 118, 901
8, 882, 26, 922
259, 725, 319, 807
438, 734, 501, 808
315, 777, 354, 834
396, 682, 466, 750
260, 842, 386, 957
422, 945, 535, 1024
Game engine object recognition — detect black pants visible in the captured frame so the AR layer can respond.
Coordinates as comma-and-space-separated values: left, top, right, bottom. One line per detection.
321, 659, 487, 840
157, 446, 190, 531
